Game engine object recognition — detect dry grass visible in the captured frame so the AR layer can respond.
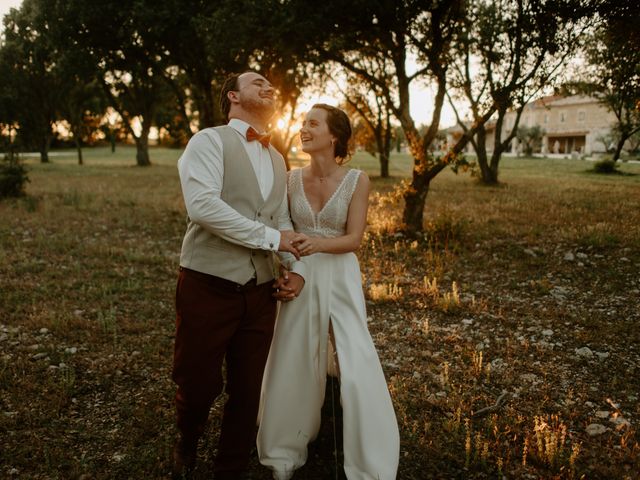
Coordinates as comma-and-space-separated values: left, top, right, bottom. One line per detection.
1, 146, 639, 479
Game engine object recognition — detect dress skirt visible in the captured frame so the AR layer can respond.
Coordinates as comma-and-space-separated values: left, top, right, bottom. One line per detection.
257, 252, 400, 480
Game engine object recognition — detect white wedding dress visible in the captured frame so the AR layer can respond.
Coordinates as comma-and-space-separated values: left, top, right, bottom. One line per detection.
257, 168, 400, 480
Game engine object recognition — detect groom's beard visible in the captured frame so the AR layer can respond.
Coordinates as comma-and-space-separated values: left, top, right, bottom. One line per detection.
240, 96, 276, 121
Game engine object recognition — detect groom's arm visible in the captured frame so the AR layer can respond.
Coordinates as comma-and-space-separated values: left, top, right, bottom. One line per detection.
178, 129, 299, 257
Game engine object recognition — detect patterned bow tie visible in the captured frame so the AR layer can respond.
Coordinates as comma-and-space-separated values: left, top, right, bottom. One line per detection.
246, 127, 271, 148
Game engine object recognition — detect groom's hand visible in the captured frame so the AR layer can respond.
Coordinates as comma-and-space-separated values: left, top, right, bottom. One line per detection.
278, 230, 303, 260
273, 269, 305, 302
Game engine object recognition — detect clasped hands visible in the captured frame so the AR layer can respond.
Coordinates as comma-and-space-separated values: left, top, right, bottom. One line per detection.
272, 266, 304, 302
278, 230, 321, 259
274, 230, 321, 303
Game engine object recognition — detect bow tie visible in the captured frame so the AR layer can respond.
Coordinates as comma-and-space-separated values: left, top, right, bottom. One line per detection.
246, 127, 271, 148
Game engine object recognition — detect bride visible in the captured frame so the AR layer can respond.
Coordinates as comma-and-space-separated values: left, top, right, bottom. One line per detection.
257, 104, 400, 479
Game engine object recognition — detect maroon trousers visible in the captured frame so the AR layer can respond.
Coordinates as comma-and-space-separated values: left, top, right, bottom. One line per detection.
172, 267, 277, 474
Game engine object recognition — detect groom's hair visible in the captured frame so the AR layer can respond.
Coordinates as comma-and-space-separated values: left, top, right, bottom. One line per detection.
219, 73, 242, 121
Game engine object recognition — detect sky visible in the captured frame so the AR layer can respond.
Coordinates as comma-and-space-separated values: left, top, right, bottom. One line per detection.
0, 0, 457, 128
0, 0, 20, 19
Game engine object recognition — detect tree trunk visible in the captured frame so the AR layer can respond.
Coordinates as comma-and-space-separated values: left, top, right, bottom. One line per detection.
39, 134, 51, 163
375, 133, 390, 178
402, 176, 430, 235
401, 153, 446, 234
135, 129, 151, 166
379, 151, 389, 178
399, 125, 430, 234
478, 153, 497, 184
75, 138, 83, 166
379, 120, 392, 178
487, 150, 502, 184
474, 127, 498, 184
195, 82, 217, 128
612, 136, 625, 162
72, 124, 83, 165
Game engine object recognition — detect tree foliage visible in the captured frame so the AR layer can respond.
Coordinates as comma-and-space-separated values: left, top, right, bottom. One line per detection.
0, 0, 66, 163
288, 0, 479, 233
517, 125, 546, 156
331, 65, 395, 177
582, 1, 640, 161
448, 0, 595, 184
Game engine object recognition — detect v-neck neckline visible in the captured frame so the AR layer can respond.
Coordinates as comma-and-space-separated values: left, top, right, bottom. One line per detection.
299, 167, 351, 217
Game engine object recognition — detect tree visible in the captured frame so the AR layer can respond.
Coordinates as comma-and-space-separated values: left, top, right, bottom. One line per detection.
148, 0, 316, 164
394, 126, 406, 153
0, 1, 65, 163
59, 79, 106, 165
99, 109, 129, 154
0, 50, 20, 162
292, 0, 487, 234
47, 12, 107, 166
334, 65, 395, 177
147, 0, 243, 129
447, 0, 594, 184
583, 2, 640, 162
51, 0, 176, 166
517, 125, 545, 156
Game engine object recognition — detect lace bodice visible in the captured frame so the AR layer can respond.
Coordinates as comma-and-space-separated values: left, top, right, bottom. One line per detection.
288, 168, 362, 238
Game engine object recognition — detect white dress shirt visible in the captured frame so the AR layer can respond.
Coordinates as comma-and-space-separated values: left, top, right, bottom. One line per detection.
178, 118, 289, 252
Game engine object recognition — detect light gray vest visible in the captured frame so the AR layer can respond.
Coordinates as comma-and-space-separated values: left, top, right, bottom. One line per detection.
179, 125, 286, 285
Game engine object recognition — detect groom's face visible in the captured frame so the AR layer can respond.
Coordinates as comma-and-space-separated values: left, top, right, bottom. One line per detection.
234, 72, 276, 119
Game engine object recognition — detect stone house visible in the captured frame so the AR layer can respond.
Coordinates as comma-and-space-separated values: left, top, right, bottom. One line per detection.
446, 94, 624, 156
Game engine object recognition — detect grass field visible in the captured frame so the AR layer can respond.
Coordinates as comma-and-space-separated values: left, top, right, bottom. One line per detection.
1, 146, 639, 479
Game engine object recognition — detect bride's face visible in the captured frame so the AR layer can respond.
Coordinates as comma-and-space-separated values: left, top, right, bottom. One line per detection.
300, 108, 335, 155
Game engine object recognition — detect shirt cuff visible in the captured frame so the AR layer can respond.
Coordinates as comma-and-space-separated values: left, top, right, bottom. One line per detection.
263, 227, 280, 251
289, 260, 307, 281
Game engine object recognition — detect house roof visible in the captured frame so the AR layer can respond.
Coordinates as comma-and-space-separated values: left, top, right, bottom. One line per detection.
528, 94, 601, 109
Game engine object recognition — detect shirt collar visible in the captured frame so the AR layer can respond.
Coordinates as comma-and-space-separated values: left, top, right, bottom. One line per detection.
228, 118, 266, 138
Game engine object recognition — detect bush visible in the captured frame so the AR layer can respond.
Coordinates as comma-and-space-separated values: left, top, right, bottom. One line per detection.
0, 158, 30, 198
592, 158, 619, 174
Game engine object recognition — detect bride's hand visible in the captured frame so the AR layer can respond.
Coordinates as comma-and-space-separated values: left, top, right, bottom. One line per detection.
293, 234, 322, 256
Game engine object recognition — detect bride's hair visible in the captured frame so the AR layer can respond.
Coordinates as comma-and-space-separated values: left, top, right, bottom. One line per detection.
311, 104, 353, 164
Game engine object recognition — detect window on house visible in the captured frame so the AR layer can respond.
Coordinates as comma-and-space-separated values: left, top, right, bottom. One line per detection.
560, 112, 566, 123
578, 110, 585, 122
544, 114, 548, 124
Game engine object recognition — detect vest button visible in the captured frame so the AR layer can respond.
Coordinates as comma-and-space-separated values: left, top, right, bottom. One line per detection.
257, 212, 262, 217
270, 215, 273, 220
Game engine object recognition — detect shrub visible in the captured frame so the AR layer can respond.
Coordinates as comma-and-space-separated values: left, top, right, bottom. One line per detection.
592, 158, 619, 174
0, 158, 30, 198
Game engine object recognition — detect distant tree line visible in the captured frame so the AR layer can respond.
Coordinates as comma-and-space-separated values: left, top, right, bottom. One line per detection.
0, 0, 635, 232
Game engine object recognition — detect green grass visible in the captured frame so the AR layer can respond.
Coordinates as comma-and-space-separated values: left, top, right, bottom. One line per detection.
1, 146, 639, 479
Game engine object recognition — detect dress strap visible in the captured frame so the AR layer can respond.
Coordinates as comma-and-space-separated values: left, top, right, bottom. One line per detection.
341, 169, 362, 204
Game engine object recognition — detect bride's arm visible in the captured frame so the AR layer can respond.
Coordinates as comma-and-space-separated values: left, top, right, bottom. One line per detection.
294, 172, 370, 255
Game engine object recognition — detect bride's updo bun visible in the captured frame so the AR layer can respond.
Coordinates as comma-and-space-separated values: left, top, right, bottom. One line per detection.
312, 103, 352, 163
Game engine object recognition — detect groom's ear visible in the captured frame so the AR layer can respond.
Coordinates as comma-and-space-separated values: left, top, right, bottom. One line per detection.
227, 90, 238, 104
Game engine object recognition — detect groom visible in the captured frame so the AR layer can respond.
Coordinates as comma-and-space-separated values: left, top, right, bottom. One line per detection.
172, 71, 305, 479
